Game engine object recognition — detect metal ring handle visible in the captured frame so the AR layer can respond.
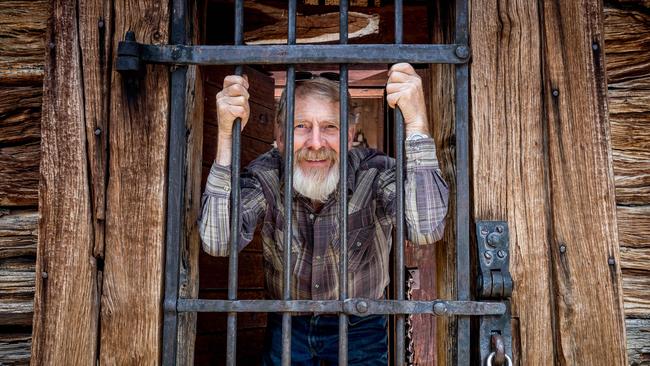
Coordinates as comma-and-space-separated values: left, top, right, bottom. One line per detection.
486, 352, 513, 366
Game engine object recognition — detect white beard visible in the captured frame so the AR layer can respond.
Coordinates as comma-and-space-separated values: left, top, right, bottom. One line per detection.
293, 161, 340, 202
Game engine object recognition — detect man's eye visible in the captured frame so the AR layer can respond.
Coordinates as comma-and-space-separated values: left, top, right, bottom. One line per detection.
324, 125, 339, 131
295, 124, 307, 129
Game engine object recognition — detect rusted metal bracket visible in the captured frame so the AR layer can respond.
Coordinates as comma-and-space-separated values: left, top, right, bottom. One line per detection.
476, 221, 514, 365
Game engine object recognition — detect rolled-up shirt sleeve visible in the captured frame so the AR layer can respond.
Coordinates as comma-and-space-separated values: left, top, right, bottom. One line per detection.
199, 162, 267, 257
377, 137, 449, 245
404, 138, 449, 244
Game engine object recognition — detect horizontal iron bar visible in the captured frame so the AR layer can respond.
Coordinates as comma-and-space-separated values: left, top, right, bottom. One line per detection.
139, 44, 469, 65
176, 299, 505, 316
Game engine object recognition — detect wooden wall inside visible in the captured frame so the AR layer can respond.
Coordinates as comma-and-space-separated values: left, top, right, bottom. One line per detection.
0, 1, 47, 364
604, 1, 650, 364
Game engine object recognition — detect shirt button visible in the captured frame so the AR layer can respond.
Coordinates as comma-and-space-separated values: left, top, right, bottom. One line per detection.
415, 159, 420, 165
223, 186, 230, 192
316, 255, 321, 260
356, 242, 362, 247
314, 284, 320, 289
309, 214, 315, 220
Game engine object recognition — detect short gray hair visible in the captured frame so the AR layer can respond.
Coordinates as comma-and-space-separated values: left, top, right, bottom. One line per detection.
275, 77, 354, 135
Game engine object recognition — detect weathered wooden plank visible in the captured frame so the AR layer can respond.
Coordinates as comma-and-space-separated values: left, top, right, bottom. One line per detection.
0, 87, 42, 146
0, 210, 38, 260
99, 0, 170, 363
621, 269, 650, 317
540, 0, 627, 363
0, 299, 33, 326
30, 0, 99, 363
470, 0, 554, 364
608, 87, 650, 205
0, 141, 39, 207
0, 258, 35, 300
604, 6, 650, 88
626, 318, 650, 366
620, 247, 650, 271
426, 2, 456, 364
78, 0, 112, 259
0, 0, 48, 85
617, 205, 650, 248
177, 1, 204, 362
0, 333, 31, 366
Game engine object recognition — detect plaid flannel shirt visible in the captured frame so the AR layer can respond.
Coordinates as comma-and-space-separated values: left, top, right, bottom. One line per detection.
199, 138, 448, 301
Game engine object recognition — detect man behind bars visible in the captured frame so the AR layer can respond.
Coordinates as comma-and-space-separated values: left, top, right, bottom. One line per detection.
199, 63, 449, 365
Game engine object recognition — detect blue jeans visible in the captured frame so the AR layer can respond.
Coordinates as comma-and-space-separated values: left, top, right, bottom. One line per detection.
262, 313, 388, 366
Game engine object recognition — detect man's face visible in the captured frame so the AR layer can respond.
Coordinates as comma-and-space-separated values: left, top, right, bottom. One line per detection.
276, 94, 355, 202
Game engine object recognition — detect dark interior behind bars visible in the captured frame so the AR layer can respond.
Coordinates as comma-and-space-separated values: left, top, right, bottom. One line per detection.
158, 0, 472, 365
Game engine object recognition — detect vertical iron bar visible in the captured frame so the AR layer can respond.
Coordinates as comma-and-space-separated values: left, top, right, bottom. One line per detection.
455, 0, 470, 364
393, 0, 405, 365
338, 1, 349, 365
162, 0, 187, 364
226, 1, 244, 365
281, 2, 297, 366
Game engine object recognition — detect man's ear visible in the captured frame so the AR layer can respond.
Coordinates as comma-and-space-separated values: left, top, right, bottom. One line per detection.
347, 124, 356, 149
274, 123, 285, 152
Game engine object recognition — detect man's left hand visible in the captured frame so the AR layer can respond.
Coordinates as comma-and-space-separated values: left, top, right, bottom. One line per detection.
386, 63, 430, 136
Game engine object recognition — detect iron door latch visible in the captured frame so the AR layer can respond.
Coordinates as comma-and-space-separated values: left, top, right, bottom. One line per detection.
476, 221, 514, 365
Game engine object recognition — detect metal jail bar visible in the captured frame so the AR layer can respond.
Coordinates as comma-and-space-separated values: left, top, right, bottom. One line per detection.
226, 0, 245, 364
338, 0, 350, 365
455, 0, 471, 364
393, 1, 406, 365
155, 0, 473, 364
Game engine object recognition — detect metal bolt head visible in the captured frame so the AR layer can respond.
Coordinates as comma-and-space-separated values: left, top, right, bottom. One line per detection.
608, 257, 615, 265
455, 45, 470, 59
497, 250, 506, 259
356, 300, 368, 314
559, 244, 566, 253
480, 227, 489, 236
94, 128, 102, 136
487, 232, 501, 247
41, 271, 48, 279
592, 42, 599, 51
552, 89, 560, 97
433, 302, 447, 315
98, 19, 105, 29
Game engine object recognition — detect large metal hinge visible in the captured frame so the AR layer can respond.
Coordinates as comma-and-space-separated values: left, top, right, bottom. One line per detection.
476, 221, 514, 366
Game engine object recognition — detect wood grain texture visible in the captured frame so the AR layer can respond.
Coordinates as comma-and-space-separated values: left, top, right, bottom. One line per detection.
177, 1, 204, 362
30, 0, 99, 363
621, 269, 650, 316
604, 6, 650, 88
0, 87, 42, 146
540, 0, 627, 363
425, 2, 456, 364
604, 6, 650, 207
0, 0, 48, 85
99, 0, 170, 364
78, 0, 112, 259
470, 0, 555, 364
626, 318, 650, 366
617, 205, 650, 249
0, 333, 31, 366
0, 141, 39, 207
0, 210, 38, 260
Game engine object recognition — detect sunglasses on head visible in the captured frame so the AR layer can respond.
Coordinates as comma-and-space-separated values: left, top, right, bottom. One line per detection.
295, 71, 340, 82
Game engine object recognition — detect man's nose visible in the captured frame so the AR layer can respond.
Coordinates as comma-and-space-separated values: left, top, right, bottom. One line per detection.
306, 126, 324, 149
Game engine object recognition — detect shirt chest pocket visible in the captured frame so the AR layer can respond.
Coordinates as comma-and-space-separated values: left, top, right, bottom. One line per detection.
263, 211, 300, 274
334, 206, 376, 273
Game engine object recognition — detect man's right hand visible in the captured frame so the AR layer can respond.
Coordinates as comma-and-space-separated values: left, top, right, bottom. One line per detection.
216, 75, 250, 138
